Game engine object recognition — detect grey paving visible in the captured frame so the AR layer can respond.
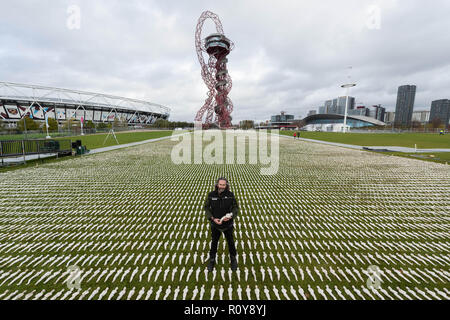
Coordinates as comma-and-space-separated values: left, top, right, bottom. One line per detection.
1, 153, 58, 164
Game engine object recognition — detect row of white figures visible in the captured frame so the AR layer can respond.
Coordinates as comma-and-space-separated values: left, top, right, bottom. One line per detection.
1, 233, 447, 262
9, 221, 440, 249
0, 205, 441, 231
1, 284, 449, 300
0, 265, 448, 288
3, 252, 450, 278
1, 238, 449, 272
2, 236, 446, 264
7, 213, 446, 240
1, 246, 448, 274
9, 205, 446, 232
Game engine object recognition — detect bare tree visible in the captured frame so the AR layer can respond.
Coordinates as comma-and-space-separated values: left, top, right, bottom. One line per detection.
431, 117, 441, 129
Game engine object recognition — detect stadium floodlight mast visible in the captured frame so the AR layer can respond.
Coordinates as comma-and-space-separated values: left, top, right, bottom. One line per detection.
340, 83, 356, 133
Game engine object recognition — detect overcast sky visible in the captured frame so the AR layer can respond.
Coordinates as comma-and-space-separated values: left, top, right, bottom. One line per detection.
1, 0, 449, 123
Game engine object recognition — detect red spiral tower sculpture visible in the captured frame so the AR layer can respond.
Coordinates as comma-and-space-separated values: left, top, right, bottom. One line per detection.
194, 11, 234, 128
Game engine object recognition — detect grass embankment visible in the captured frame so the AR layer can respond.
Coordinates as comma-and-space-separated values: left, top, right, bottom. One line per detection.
365, 151, 450, 165
0, 130, 177, 172
53, 130, 175, 150
278, 131, 450, 164
278, 131, 450, 149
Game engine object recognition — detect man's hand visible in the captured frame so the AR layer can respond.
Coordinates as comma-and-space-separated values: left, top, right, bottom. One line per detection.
213, 218, 222, 225
221, 213, 233, 222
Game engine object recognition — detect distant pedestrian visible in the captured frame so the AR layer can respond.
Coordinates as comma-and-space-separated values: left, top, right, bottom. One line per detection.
297, 131, 300, 139
440, 129, 444, 135
293, 132, 296, 138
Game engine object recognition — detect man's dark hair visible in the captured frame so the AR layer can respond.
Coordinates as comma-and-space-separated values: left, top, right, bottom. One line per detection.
215, 177, 230, 191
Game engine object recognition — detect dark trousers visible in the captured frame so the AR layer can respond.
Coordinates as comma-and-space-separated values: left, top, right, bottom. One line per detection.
209, 225, 237, 258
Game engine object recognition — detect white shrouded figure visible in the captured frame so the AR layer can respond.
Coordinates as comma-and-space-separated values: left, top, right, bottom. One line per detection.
254, 285, 260, 300
263, 286, 271, 300
219, 285, 224, 300
227, 284, 233, 300
210, 286, 215, 300
307, 285, 316, 300
191, 286, 198, 300
145, 287, 153, 300
136, 287, 145, 300
127, 287, 135, 300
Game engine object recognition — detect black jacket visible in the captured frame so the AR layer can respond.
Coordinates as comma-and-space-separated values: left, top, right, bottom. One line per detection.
204, 189, 239, 230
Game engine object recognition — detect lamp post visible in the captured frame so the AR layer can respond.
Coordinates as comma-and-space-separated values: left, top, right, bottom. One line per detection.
45, 112, 51, 139
341, 83, 356, 133
23, 115, 28, 140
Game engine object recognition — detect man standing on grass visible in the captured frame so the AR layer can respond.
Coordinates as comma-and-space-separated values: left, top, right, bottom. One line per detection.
204, 177, 239, 272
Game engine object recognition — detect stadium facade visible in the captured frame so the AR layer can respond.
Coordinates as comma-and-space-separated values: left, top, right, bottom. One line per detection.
0, 82, 170, 126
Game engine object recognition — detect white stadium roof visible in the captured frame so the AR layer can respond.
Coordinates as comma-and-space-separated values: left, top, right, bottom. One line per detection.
0, 81, 170, 117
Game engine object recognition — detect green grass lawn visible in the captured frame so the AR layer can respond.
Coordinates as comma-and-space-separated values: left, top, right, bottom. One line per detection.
364, 151, 450, 165
0, 134, 448, 300
0, 130, 176, 150
278, 131, 450, 149
0, 130, 178, 172
53, 130, 175, 150
1, 130, 175, 150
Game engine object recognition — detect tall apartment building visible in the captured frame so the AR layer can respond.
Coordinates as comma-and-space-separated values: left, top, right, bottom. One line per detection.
429, 99, 450, 126
394, 85, 416, 127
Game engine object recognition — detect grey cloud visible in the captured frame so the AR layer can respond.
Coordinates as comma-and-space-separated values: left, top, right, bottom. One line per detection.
0, 0, 449, 122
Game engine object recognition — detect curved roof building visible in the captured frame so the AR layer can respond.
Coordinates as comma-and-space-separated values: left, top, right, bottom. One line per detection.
302, 113, 386, 132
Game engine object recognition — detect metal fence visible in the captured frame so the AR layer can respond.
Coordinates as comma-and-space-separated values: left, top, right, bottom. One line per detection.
0, 139, 72, 165
0, 126, 177, 141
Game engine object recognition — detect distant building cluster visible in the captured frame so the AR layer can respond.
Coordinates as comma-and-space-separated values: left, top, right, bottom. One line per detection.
301, 84, 450, 131
270, 112, 295, 127
255, 111, 297, 130
317, 96, 385, 122
252, 85, 449, 132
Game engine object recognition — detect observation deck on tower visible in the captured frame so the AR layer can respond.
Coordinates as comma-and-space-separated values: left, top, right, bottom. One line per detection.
205, 33, 232, 56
